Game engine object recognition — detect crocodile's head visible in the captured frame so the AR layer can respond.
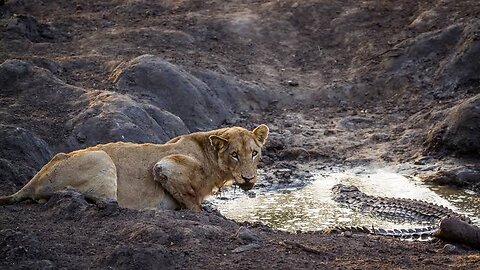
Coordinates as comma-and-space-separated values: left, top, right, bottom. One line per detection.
332, 184, 360, 194
331, 184, 364, 204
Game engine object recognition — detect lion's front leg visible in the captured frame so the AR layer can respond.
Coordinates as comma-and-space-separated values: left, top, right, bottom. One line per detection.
153, 155, 203, 212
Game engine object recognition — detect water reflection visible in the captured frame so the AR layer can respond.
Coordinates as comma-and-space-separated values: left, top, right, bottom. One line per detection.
210, 166, 480, 232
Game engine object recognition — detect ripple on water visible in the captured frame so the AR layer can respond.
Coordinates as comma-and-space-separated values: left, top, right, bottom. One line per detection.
209, 166, 480, 232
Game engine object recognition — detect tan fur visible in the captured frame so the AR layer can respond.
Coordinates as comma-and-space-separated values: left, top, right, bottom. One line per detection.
0, 125, 269, 212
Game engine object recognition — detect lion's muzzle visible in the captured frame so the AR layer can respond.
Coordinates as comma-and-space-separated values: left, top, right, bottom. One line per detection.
237, 181, 255, 191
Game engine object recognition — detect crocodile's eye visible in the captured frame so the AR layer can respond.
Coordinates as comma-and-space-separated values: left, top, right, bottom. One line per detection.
231, 152, 238, 161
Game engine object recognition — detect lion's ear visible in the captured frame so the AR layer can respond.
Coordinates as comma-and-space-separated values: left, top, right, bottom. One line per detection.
209, 135, 229, 151
252, 124, 269, 146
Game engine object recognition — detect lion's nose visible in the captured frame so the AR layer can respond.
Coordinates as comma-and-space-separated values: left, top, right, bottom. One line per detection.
241, 175, 255, 183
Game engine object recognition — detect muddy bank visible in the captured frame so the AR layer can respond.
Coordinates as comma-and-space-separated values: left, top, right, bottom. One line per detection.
1, 192, 479, 269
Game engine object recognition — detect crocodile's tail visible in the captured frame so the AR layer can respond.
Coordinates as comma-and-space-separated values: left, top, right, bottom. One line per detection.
325, 226, 438, 240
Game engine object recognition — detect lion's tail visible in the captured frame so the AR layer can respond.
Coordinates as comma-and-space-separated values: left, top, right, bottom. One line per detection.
0, 186, 32, 205
0, 195, 16, 205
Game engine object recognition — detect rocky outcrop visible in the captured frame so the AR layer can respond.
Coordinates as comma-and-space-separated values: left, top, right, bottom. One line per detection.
424, 94, 480, 156
421, 167, 480, 192
111, 55, 273, 131
4, 14, 72, 43
0, 59, 190, 192
0, 59, 189, 150
63, 91, 188, 150
0, 125, 53, 194
317, 19, 480, 105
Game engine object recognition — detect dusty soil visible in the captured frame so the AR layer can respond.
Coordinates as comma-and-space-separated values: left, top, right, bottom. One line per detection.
1, 0, 480, 269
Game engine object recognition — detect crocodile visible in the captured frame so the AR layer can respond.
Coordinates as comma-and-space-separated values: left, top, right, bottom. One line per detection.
327, 184, 471, 239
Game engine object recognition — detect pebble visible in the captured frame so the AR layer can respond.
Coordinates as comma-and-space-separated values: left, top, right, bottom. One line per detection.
232, 243, 261, 253
443, 244, 461, 254
238, 226, 261, 243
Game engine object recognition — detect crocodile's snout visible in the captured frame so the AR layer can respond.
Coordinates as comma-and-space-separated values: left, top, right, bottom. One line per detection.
332, 184, 360, 194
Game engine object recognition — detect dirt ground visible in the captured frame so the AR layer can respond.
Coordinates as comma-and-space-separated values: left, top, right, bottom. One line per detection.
1, 0, 480, 269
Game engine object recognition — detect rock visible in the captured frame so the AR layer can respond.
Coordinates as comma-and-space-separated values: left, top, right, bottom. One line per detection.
413, 156, 434, 165
443, 244, 462, 254
44, 187, 90, 220
323, 129, 336, 136
425, 93, 480, 156
434, 217, 480, 249
64, 91, 189, 149
113, 55, 233, 131
113, 55, 274, 131
422, 167, 480, 190
436, 20, 480, 93
237, 226, 261, 244
0, 125, 53, 193
6, 14, 72, 43
191, 69, 272, 113
232, 243, 262, 253
369, 133, 390, 142
336, 116, 374, 130
287, 80, 299, 87
0, 59, 189, 150
100, 244, 175, 270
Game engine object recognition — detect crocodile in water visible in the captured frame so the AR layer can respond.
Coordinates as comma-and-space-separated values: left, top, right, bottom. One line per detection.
328, 184, 471, 239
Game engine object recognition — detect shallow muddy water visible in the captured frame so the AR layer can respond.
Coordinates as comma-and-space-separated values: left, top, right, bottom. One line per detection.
210, 166, 480, 232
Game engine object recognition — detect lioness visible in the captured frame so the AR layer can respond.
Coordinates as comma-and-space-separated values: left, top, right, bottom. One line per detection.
0, 125, 269, 211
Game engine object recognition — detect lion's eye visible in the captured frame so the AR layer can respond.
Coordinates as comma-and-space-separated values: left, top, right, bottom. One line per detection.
231, 152, 238, 160
252, 151, 258, 157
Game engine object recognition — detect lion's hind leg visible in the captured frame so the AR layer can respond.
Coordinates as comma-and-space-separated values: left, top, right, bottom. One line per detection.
51, 150, 118, 204
1, 150, 118, 206
153, 155, 203, 212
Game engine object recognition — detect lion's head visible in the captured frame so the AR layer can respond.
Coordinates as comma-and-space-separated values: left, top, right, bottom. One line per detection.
209, 124, 269, 191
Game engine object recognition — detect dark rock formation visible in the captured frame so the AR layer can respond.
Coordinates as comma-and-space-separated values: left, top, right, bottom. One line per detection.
113, 55, 233, 131
112, 55, 273, 131
63, 91, 189, 150
0, 125, 52, 193
191, 69, 272, 113
421, 167, 480, 191
425, 93, 480, 156
5, 14, 72, 43
0, 59, 190, 190
0, 59, 190, 149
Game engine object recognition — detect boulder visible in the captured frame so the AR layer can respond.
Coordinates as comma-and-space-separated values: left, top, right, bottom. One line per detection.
0, 59, 188, 151
191, 69, 271, 113
421, 167, 480, 191
63, 91, 188, 149
113, 55, 232, 131
0, 125, 53, 193
113, 55, 272, 131
0, 59, 189, 191
5, 14, 72, 43
425, 94, 480, 156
